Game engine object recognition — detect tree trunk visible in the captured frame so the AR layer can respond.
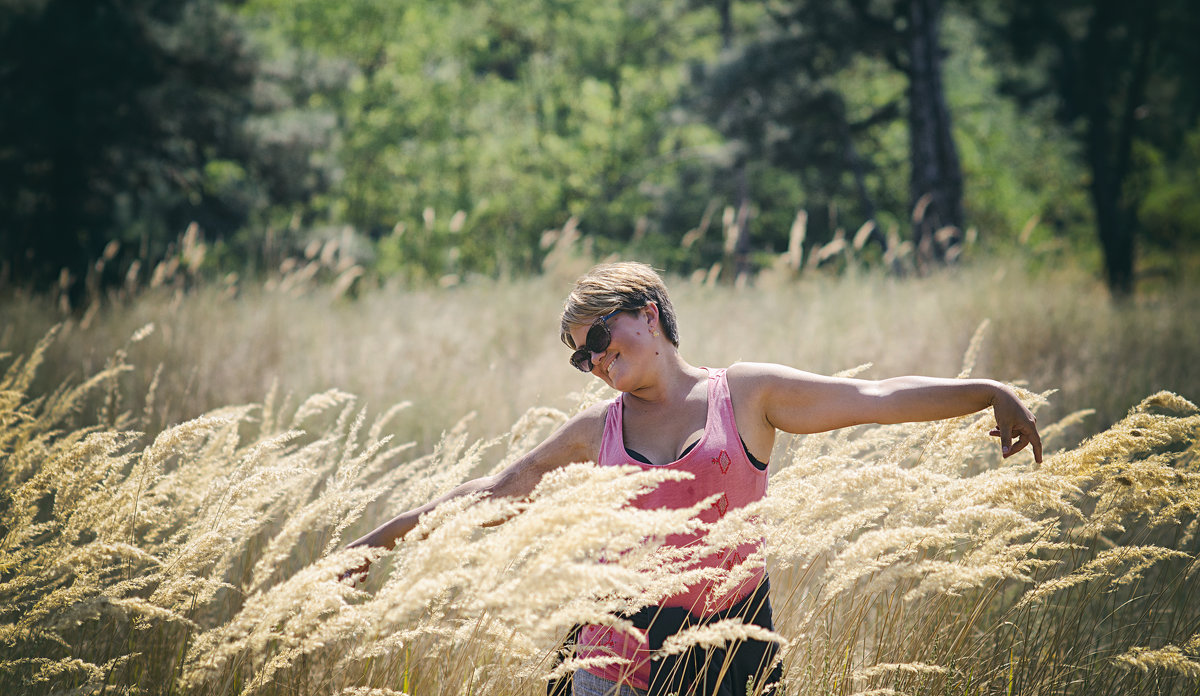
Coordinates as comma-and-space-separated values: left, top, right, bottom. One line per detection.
835, 95, 888, 253
721, 4, 751, 281
732, 161, 753, 281
1090, 179, 1135, 295
906, 0, 963, 268
717, 0, 734, 49
1080, 0, 1157, 297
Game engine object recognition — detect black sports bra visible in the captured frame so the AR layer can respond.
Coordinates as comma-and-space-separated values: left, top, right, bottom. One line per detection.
625, 436, 768, 471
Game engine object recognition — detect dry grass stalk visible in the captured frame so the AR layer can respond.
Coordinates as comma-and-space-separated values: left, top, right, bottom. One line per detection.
2, 317, 1199, 695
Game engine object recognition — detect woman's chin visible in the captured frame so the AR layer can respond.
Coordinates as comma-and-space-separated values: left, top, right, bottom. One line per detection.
608, 354, 635, 385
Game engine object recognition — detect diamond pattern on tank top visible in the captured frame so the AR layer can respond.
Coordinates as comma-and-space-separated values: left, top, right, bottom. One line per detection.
711, 550, 749, 611
714, 492, 729, 517
714, 449, 731, 474
712, 593, 739, 612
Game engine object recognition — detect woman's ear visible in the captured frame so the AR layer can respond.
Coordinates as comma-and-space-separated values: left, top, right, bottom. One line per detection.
643, 302, 660, 329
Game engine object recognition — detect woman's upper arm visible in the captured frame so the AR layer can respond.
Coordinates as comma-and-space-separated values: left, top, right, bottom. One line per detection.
490, 402, 607, 498
732, 362, 881, 435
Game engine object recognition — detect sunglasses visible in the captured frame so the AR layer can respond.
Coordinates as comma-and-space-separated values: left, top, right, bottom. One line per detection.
569, 309, 623, 372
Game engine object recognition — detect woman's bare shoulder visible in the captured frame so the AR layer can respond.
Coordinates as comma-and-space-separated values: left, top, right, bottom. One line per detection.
727, 361, 826, 381
547, 399, 611, 461
726, 361, 802, 387
724, 362, 784, 416
726, 361, 779, 376
567, 400, 612, 428
726, 361, 831, 407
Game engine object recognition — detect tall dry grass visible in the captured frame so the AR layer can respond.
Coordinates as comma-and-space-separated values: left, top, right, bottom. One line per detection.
2, 257, 1198, 455
2, 300, 1199, 694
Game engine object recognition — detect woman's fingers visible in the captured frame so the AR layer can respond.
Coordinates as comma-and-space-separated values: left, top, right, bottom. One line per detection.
340, 561, 370, 586
998, 424, 1014, 456
988, 388, 1044, 465
1027, 426, 1043, 463
989, 426, 1043, 463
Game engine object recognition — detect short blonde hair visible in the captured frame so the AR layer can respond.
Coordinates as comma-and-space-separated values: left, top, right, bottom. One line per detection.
560, 262, 680, 348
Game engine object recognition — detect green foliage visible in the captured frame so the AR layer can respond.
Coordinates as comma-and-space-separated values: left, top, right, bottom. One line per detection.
0, 0, 335, 293
5, 0, 1199, 289
692, 1, 902, 248
1133, 125, 1200, 264
240, 0, 729, 277
976, 0, 1200, 293
940, 10, 1095, 258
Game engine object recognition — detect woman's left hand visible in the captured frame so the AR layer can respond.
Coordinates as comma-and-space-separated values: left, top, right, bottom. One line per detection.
989, 388, 1042, 463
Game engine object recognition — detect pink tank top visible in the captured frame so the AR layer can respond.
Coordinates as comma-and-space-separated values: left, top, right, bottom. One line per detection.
577, 367, 768, 688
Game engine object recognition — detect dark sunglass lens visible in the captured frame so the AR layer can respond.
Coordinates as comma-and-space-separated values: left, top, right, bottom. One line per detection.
569, 314, 616, 372
585, 321, 611, 353
570, 349, 592, 371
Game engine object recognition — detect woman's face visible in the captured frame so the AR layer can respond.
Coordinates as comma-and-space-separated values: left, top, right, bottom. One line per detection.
567, 308, 656, 390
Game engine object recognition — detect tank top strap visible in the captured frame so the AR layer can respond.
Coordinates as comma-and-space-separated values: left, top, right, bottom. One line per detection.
598, 395, 625, 467
704, 367, 740, 445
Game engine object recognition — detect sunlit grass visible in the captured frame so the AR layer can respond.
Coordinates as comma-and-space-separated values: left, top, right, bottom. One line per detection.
2, 256, 1197, 454
2, 256, 1199, 695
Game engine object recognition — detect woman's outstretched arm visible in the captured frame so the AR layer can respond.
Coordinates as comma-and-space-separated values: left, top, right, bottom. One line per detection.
733, 362, 1042, 463
344, 403, 606, 567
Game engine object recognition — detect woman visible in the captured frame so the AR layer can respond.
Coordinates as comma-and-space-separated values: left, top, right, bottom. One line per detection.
347, 262, 1042, 696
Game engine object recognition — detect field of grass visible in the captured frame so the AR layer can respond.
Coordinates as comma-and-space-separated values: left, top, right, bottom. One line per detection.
2, 258, 1200, 695
4, 255, 1198, 453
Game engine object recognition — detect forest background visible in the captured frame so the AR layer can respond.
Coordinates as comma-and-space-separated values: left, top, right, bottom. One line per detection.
3, 0, 1200, 298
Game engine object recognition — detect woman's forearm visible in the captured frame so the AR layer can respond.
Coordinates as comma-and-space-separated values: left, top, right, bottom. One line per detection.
348, 475, 499, 550
345, 405, 599, 556
866, 375, 1041, 461
867, 377, 1006, 424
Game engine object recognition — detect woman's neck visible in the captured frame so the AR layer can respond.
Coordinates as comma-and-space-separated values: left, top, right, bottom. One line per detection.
624, 352, 706, 406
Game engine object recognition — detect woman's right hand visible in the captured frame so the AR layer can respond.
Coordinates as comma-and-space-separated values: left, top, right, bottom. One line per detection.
340, 538, 374, 585
988, 386, 1043, 463
340, 562, 370, 585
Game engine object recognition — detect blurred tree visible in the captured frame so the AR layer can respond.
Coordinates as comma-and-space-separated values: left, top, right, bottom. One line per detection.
1134, 126, 1200, 274
693, 0, 962, 266
907, 0, 964, 264
940, 11, 1095, 262
243, 0, 724, 278
0, 0, 333, 292
979, 0, 1200, 295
